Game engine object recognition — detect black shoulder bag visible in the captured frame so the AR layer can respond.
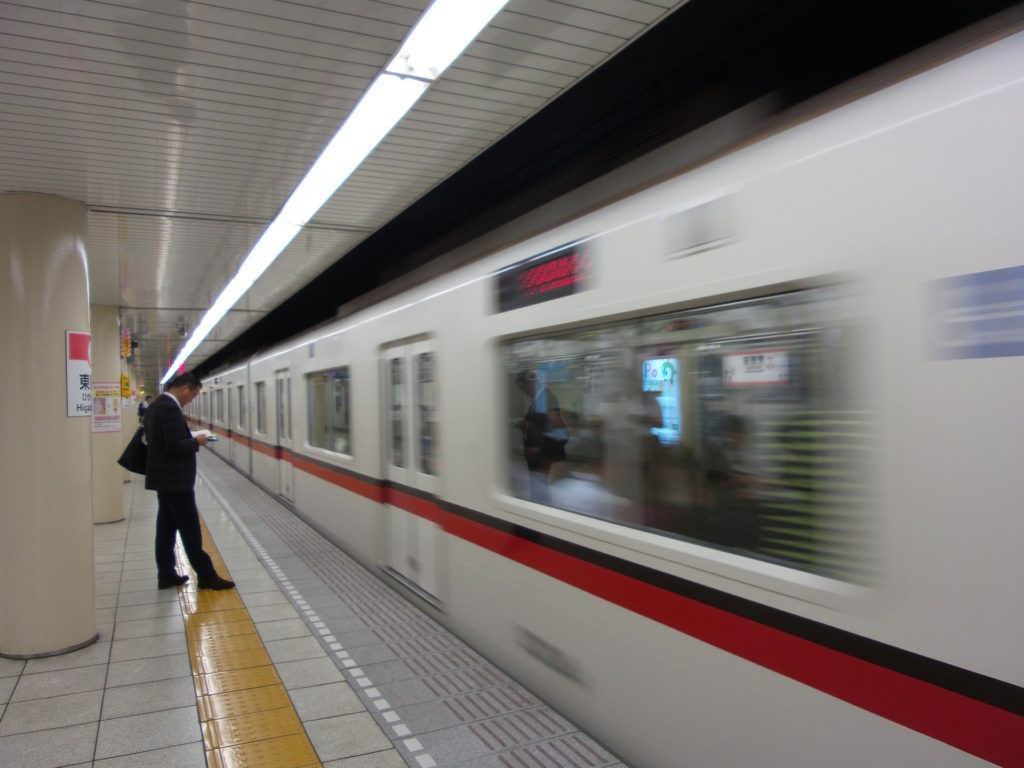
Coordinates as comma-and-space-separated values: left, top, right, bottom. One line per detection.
117, 426, 148, 475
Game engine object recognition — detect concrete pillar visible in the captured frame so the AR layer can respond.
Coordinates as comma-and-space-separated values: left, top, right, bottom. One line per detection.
91, 304, 125, 524
0, 193, 97, 657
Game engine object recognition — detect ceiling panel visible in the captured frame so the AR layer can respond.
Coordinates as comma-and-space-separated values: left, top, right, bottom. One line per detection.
0, 0, 688, 390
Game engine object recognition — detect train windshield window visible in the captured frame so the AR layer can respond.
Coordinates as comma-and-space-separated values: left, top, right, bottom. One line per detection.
307, 367, 351, 455
504, 286, 874, 581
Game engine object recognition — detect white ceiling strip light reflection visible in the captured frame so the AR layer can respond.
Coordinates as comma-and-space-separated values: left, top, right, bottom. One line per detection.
162, 0, 509, 384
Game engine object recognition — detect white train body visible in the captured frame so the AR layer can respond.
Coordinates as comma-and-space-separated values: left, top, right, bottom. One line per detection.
190, 30, 1024, 768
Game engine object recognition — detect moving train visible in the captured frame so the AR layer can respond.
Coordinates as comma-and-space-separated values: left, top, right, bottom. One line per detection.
187, 26, 1024, 768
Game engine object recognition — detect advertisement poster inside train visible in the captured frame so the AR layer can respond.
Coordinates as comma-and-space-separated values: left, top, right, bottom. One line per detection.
722, 350, 789, 386
642, 357, 681, 445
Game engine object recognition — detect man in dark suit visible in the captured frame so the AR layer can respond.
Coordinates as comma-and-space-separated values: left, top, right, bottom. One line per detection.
143, 372, 234, 590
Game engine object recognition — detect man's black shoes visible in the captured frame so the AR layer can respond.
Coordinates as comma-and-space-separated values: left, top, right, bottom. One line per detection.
159, 573, 234, 590
158, 574, 189, 589
197, 575, 235, 590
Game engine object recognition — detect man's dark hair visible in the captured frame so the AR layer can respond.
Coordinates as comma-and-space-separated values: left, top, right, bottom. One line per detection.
165, 372, 202, 391
515, 369, 536, 387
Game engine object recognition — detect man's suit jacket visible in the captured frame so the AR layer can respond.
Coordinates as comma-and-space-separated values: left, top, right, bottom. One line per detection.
143, 393, 199, 493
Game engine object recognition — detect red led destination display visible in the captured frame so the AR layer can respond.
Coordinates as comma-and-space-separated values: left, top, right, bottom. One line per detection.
496, 241, 594, 312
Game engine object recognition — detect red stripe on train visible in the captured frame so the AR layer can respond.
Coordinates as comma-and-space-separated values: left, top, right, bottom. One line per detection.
445, 509, 1022, 767
288, 453, 384, 503
279, 457, 1024, 766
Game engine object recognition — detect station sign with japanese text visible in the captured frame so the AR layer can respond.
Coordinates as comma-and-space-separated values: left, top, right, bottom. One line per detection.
66, 331, 92, 417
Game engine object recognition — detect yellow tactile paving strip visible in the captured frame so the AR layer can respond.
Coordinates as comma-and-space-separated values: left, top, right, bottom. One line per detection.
175, 518, 323, 768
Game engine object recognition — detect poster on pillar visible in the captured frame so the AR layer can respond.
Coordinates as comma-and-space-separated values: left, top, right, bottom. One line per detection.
91, 381, 122, 432
66, 331, 92, 417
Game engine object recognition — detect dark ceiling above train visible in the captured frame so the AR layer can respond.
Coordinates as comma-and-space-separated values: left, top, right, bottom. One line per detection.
198, 0, 1023, 376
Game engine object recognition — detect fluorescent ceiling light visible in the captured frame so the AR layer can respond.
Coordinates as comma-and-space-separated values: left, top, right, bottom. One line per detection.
236, 220, 304, 285
277, 75, 428, 228
387, 0, 509, 81
161, 0, 510, 384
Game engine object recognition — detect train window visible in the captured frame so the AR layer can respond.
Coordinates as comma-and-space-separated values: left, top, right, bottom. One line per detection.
307, 367, 351, 455
276, 375, 292, 441
504, 286, 873, 581
388, 358, 406, 467
215, 390, 223, 424
255, 382, 266, 434
416, 352, 438, 475
237, 385, 246, 430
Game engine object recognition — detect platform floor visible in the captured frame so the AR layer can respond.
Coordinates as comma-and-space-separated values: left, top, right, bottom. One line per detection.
0, 452, 628, 768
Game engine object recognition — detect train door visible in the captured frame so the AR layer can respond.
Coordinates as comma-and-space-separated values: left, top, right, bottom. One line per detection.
239, 379, 251, 478
382, 340, 442, 601
226, 383, 237, 465
276, 369, 293, 501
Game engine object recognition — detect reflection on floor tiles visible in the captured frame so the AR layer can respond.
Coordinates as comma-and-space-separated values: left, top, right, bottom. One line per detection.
175, 527, 322, 767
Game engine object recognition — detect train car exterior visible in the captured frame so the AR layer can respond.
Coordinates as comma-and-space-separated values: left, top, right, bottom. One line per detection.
198, 366, 253, 474
200, 30, 1024, 768
246, 353, 297, 501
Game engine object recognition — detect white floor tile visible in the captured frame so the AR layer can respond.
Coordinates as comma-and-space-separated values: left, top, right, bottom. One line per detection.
23, 642, 111, 674
93, 741, 206, 768
105, 653, 192, 688
0, 690, 103, 736
101, 676, 197, 719
95, 706, 201, 759
10, 664, 107, 702
0, 722, 97, 768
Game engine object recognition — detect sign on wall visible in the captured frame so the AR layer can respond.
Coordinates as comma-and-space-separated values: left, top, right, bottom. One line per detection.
66, 331, 92, 417
91, 381, 122, 432
927, 264, 1024, 359
120, 326, 132, 359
